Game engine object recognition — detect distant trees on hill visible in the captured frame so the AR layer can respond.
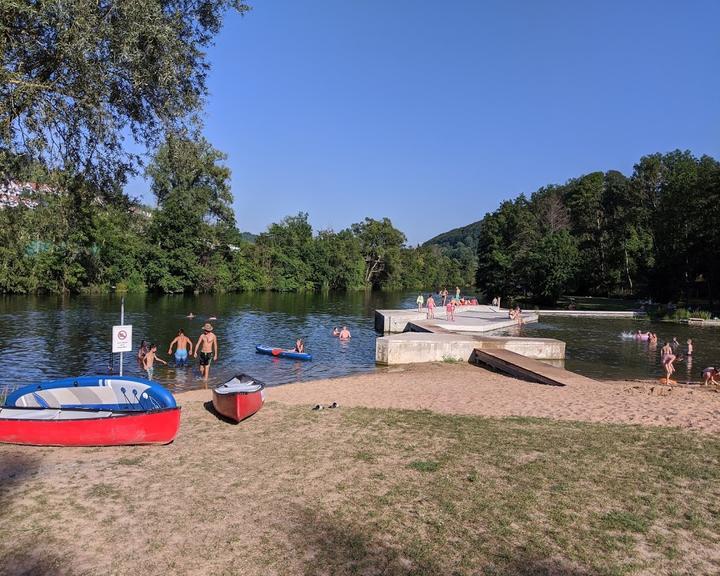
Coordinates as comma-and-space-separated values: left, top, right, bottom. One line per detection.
475, 150, 720, 305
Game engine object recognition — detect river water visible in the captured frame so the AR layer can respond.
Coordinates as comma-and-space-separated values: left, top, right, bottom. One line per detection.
496, 317, 720, 383
0, 291, 415, 395
1, 294, 719, 397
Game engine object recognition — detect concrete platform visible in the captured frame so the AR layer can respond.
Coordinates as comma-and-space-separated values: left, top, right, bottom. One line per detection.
471, 349, 599, 387
536, 309, 646, 318
375, 305, 537, 334
375, 332, 564, 365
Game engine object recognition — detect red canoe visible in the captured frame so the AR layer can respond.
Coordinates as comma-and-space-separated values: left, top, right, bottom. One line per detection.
212, 374, 265, 423
0, 407, 181, 446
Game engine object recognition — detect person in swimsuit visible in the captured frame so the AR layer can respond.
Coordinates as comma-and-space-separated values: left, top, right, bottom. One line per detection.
426, 294, 436, 319
660, 342, 676, 383
194, 323, 218, 382
142, 344, 167, 380
339, 326, 351, 340
686, 339, 693, 356
168, 329, 193, 367
446, 299, 455, 322
416, 293, 424, 312
441, 288, 449, 307
332, 327, 340, 337
455, 286, 461, 300
137, 340, 149, 366
294, 339, 305, 353
702, 367, 719, 386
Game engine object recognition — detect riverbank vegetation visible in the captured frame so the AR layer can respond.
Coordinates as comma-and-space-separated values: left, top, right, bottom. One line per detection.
473, 150, 720, 305
2, 400, 719, 575
0, 137, 471, 294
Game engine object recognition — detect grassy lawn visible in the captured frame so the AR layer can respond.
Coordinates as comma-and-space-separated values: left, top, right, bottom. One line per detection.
1, 402, 719, 575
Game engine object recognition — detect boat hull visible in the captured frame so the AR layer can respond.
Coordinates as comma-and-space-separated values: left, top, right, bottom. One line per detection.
212, 389, 264, 423
0, 407, 181, 446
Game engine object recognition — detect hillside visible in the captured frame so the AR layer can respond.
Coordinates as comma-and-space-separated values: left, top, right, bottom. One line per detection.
423, 220, 482, 250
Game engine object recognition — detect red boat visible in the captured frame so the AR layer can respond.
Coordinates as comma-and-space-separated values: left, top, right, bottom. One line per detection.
0, 376, 180, 446
212, 374, 265, 423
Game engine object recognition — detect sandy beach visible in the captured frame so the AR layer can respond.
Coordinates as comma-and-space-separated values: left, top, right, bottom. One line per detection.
182, 363, 720, 434
2, 364, 720, 575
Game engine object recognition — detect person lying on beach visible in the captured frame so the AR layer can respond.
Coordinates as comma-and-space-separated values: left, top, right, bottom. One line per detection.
702, 367, 719, 386
294, 339, 305, 353
143, 344, 167, 380
339, 326, 351, 340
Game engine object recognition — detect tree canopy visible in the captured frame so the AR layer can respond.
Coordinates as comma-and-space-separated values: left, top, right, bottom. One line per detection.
475, 150, 720, 305
0, 0, 248, 188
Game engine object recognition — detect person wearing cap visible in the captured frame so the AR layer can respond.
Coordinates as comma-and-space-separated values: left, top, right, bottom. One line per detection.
194, 323, 218, 382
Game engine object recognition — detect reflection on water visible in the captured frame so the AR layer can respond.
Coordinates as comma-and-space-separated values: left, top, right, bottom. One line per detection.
496, 317, 720, 382
0, 291, 416, 394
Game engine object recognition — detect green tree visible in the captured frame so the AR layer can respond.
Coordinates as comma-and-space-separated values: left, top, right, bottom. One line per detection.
1, 0, 248, 189
146, 134, 235, 293
350, 217, 406, 287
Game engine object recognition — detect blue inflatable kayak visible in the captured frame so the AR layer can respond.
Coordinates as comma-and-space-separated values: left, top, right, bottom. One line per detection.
256, 345, 313, 361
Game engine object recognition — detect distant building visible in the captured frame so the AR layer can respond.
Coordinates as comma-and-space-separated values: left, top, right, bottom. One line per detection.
0, 180, 53, 209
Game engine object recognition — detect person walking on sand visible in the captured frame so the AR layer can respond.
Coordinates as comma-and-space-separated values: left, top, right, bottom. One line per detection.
142, 344, 167, 380
168, 329, 193, 367
194, 323, 218, 381
339, 326, 351, 340
416, 293, 424, 312
426, 294, 436, 319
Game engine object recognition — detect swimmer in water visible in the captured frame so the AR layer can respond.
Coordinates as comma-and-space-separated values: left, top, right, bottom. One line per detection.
332, 327, 340, 337
187, 312, 195, 319
687, 339, 693, 356
339, 326, 351, 340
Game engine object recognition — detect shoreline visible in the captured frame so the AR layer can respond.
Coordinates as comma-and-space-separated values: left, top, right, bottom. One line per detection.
180, 362, 720, 434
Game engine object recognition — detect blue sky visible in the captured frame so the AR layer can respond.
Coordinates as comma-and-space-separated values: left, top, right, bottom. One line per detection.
127, 0, 720, 245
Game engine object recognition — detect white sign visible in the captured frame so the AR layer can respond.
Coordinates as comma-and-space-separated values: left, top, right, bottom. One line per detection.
112, 325, 133, 353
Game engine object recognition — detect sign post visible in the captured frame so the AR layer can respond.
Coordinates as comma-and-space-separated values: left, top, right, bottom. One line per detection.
112, 297, 132, 376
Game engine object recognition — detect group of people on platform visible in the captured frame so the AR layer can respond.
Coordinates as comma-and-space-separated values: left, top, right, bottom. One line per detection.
137, 323, 219, 381
416, 287, 478, 321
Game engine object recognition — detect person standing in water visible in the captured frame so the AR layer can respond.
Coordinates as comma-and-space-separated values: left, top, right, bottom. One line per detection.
194, 323, 218, 381
168, 329, 193, 367
143, 344, 167, 380
339, 326, 352, 340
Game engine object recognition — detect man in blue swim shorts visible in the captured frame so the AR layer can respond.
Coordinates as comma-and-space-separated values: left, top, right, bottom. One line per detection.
168, 329, 193, 367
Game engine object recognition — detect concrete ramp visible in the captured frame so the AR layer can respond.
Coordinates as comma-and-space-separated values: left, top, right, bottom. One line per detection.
471, 349, 599, 387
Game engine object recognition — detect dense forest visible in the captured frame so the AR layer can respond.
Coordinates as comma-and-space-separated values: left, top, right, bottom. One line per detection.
0, 137, 473, 294
474, 150, 720, 305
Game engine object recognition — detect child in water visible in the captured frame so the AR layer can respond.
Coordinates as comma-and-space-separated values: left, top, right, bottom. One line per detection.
142, 344, 167, 380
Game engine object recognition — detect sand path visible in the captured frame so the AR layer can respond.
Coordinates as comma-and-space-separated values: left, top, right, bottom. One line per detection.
180, 363, 720, 433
